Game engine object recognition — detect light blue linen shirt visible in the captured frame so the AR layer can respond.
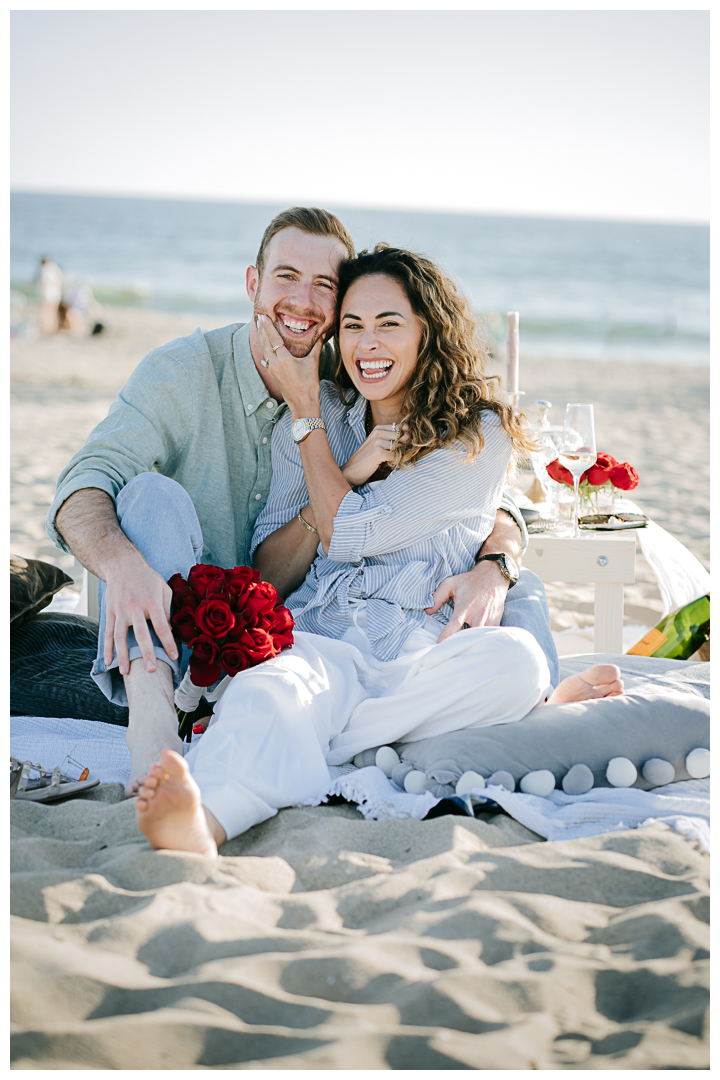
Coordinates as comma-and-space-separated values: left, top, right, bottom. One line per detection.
251, 382, 516, 661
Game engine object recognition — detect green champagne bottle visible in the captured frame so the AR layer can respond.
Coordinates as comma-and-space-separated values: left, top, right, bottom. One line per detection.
628, 594, 710, 660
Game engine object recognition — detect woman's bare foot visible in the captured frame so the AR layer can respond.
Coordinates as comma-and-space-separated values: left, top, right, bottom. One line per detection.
548, 663, 624, 705
135, 750, 220, 857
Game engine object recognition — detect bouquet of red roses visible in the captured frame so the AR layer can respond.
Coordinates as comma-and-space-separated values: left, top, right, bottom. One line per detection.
167, 564, 294, 740
547, 451, 639, 506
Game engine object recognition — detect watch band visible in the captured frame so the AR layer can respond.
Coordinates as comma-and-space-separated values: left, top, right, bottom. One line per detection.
303, 417, 325, 434
475, 552, 518, 588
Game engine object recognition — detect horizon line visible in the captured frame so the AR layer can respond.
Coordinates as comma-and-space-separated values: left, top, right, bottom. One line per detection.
10, 185, 709, 230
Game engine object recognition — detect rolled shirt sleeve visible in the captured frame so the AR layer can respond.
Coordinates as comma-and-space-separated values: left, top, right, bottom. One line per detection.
499, 490, 529, 552
46, 346, 196, 551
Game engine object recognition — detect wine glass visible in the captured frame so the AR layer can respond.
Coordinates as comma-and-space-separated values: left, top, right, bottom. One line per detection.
559, 404, 597, 538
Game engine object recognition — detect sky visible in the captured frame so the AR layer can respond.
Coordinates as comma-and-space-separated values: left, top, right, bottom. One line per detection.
10, 5, 709, 223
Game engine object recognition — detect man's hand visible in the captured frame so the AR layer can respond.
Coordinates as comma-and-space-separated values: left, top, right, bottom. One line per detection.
426, 561, 510, 642
426, 507, 524, 643
103, 554, 178, 676
341, 424, 408, 487
55, 487, 179, 677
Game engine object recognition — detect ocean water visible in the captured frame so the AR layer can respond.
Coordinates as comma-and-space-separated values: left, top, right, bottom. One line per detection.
10, 191, 709, 365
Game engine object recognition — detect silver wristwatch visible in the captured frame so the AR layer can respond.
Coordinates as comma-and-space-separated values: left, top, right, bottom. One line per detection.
292, 417, 326, 443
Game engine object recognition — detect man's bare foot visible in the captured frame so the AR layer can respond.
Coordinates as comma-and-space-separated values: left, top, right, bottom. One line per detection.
548, 663, 624, 705
136, 750, 219, 857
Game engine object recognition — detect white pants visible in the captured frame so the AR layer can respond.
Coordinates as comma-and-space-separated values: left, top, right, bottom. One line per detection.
185, 616, 551, 840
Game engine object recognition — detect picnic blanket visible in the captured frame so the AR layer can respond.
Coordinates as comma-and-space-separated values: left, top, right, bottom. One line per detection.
10, 715, 709, 851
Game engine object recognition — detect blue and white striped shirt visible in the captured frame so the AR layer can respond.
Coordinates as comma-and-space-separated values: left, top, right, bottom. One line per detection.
251, 381, 513, 661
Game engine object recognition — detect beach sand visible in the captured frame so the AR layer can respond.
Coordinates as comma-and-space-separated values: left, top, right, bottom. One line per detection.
10, 306, 710, 1068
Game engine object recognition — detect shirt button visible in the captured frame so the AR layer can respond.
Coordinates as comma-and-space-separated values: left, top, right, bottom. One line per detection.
246, 404, 253, 413
255, 493, 262, 500
266, 401, 274, 409
262, 437, 268, 444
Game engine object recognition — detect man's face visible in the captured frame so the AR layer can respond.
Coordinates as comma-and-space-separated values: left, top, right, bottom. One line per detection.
247, 227, 349, 358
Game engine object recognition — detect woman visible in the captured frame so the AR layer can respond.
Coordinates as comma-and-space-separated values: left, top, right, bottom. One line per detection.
137, 246, 621, 857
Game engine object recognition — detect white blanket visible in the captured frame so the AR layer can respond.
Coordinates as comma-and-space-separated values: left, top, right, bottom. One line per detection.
10, 716, 709, 852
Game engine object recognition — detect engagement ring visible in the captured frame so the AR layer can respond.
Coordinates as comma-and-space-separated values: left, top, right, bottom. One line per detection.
271, 343, 283, 354
261, 357, 270, 368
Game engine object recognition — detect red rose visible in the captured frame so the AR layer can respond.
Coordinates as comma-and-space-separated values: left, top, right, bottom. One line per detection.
223, 609, 254, 641
585, 452, 618, 488
188, 634, 223, 686
188, 563, 228, 597
243, 581, 281, 621
171, 605, 200, 643
219, 642, 250, 676
609, 462, 639, 491
224, 566, 261, 604
237, 627, 277, 664
546, 458, 574, 487
168, 573, 199, 610
194, 595, 236, 639
270, 607, 295, 651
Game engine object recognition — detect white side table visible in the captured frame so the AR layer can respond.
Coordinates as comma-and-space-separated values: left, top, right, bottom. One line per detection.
522, 530, 636, 654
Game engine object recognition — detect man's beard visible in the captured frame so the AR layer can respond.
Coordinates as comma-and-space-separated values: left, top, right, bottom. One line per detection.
253, 301, 326, 359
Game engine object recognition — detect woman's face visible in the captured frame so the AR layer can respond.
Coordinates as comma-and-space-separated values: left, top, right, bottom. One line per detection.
339, 274, 423, 408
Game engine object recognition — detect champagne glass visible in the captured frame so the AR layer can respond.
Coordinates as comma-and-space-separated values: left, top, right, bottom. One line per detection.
559, 404, 597, 538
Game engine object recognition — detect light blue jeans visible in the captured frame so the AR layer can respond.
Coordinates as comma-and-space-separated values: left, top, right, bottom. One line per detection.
92, 472, 560, 706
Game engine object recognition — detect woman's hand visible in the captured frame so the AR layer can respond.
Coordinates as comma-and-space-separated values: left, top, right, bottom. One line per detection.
342, 424, 408, 487
256, 314, 325, 416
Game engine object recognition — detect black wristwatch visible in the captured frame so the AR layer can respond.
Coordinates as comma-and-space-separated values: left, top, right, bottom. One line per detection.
475, 552, 519, 588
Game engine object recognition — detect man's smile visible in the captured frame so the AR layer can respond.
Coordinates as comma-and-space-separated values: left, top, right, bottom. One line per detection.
357, 358, 394, 381
278, 312, 318, 338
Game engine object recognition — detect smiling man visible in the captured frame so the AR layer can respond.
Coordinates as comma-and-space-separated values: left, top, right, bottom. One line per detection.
47, 207, 558, 795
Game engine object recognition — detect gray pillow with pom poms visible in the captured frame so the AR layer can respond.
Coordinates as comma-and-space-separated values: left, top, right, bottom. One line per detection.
397, 656, 709, 797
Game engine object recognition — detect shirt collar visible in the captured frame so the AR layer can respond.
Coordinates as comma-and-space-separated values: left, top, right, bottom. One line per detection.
232, 322, 278, 417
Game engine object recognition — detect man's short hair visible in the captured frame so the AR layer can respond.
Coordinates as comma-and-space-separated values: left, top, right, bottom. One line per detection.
255, 207, 355, 277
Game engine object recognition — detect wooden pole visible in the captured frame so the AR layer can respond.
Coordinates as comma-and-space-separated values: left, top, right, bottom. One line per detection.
506, 312, 519, 406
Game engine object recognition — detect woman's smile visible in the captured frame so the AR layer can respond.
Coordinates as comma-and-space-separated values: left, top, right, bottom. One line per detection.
339, 274, 423, 410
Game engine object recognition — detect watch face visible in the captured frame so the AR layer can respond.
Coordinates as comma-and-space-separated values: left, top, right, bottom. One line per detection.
502, 555, 519, 581
292, 419, 306, 442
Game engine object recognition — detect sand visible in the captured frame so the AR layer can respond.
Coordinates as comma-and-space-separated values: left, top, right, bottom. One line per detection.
10, 305, 710, 1068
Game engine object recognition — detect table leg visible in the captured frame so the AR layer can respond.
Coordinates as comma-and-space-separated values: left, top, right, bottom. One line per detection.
594, 582, 624, 654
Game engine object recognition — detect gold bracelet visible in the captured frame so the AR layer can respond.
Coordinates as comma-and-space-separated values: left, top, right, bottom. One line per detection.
297, 508, 318, 534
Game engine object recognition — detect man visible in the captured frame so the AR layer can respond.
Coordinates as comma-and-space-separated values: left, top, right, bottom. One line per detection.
48, 207, 558, 795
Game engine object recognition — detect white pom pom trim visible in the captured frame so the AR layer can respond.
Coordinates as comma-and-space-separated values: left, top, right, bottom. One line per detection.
519, 769, 555, 797
404, 770, 428, 794
375, 746, 400, 777
606, 756, 637, 787
455, 771, 486, 796
685, 747, 710, 779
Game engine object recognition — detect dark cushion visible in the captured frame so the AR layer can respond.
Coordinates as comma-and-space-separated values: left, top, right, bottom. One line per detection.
10, 556, 74, 627
398, 657, 710, 796
10, 611, 129, 727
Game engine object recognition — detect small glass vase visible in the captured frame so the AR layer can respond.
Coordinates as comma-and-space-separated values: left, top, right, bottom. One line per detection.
578, 482, 616, 517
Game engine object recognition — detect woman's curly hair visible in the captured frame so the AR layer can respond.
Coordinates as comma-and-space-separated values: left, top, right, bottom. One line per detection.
333, 244, 536, 469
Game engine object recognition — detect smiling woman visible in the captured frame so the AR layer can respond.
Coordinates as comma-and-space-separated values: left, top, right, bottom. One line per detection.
334, 244, 535, 470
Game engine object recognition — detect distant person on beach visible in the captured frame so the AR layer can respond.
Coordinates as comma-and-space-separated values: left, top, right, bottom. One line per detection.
59, 280, 100, 337
37, 257, 63, 335
47, 207, 559, 796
